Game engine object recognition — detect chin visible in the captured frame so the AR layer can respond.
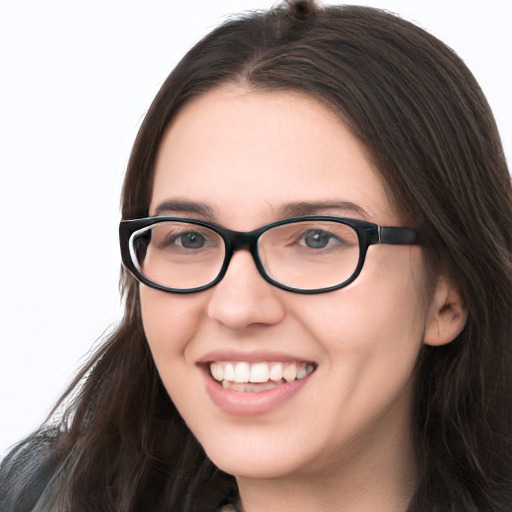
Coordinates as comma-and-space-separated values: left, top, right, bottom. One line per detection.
198, 429, 314, 480
210, 453, 297, 480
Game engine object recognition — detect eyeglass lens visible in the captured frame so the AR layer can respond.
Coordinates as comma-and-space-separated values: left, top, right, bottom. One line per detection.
130, 220, 361, 291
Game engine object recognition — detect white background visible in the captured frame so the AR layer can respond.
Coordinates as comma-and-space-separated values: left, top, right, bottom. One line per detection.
1, 1, 511, 456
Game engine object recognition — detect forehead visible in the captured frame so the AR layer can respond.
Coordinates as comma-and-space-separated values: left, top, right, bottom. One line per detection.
150, 86, 397, 228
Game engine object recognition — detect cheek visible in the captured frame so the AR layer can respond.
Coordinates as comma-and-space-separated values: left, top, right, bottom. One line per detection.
304, 249, 425, 334
139, 285, 203, 366
295, 247, 428, 397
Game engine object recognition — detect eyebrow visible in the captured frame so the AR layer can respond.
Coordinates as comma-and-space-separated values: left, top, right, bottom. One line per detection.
279, 200, 369, 219
154, 200, 215, 217
153, 199, 369, 220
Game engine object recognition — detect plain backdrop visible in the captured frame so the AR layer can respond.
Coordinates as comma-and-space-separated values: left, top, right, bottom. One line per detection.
1, 0, 511, 456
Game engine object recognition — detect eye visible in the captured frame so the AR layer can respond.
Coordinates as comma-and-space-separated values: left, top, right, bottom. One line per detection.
173, 231, 207, 249
302, 229, 345, 249
146, 222, 222, 253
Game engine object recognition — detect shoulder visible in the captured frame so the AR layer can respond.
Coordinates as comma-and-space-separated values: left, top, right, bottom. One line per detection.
0, 431, 61, 512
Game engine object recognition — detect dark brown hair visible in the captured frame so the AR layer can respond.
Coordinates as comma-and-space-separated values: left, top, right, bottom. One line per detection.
2, 2, 511, 511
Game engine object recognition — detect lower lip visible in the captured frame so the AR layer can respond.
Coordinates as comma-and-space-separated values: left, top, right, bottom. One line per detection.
202, 370, 312, 416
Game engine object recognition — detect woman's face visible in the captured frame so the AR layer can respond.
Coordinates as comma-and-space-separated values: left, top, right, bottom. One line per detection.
140, 86, 430, 480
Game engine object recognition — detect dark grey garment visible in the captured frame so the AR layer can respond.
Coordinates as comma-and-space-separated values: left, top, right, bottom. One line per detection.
0, 435, 59, 512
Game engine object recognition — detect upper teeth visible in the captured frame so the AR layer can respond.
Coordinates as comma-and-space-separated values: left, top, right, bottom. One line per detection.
210, 361, 314, 384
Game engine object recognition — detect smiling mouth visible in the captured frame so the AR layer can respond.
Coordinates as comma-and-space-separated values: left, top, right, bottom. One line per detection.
208, 361, 316, 393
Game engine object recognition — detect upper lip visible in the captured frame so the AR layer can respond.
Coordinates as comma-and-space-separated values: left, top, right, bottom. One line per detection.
196, 349, 316, 365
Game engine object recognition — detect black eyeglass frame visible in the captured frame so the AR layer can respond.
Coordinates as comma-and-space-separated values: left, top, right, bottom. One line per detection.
119, 215, 419, 295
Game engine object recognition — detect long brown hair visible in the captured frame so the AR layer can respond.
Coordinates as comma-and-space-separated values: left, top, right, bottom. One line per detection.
2, 2, 511, 511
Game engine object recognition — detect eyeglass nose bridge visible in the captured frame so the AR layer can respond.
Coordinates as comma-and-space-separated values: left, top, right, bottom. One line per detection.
230, 231, 255, 251
217, 229, 269, 285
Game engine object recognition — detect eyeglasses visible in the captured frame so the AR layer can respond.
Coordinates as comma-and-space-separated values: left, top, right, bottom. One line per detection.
119, 216, 419, 294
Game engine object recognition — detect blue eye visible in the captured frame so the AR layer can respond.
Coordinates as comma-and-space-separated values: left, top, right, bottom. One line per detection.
303, 229, 345, 249
175, 231, 206, 249
146, 222, 222, 254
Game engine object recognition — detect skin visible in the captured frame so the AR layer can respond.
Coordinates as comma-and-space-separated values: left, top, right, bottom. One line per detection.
140, 85, 466, 512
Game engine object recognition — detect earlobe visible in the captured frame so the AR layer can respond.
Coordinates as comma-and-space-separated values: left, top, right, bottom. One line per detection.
424, 277, 468, 347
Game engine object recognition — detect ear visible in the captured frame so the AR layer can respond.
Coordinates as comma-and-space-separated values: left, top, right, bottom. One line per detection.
424, 277, 468, 346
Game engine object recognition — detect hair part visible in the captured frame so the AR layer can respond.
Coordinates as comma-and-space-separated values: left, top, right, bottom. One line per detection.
285, 0, 316, 18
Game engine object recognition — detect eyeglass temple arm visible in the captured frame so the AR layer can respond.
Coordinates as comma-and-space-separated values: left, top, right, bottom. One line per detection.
378, 226, 419, 245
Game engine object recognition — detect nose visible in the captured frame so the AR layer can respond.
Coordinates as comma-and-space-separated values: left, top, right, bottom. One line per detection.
207, 250, 286, 331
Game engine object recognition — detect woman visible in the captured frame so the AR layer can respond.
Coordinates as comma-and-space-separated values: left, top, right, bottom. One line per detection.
1, 1, 511, 511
